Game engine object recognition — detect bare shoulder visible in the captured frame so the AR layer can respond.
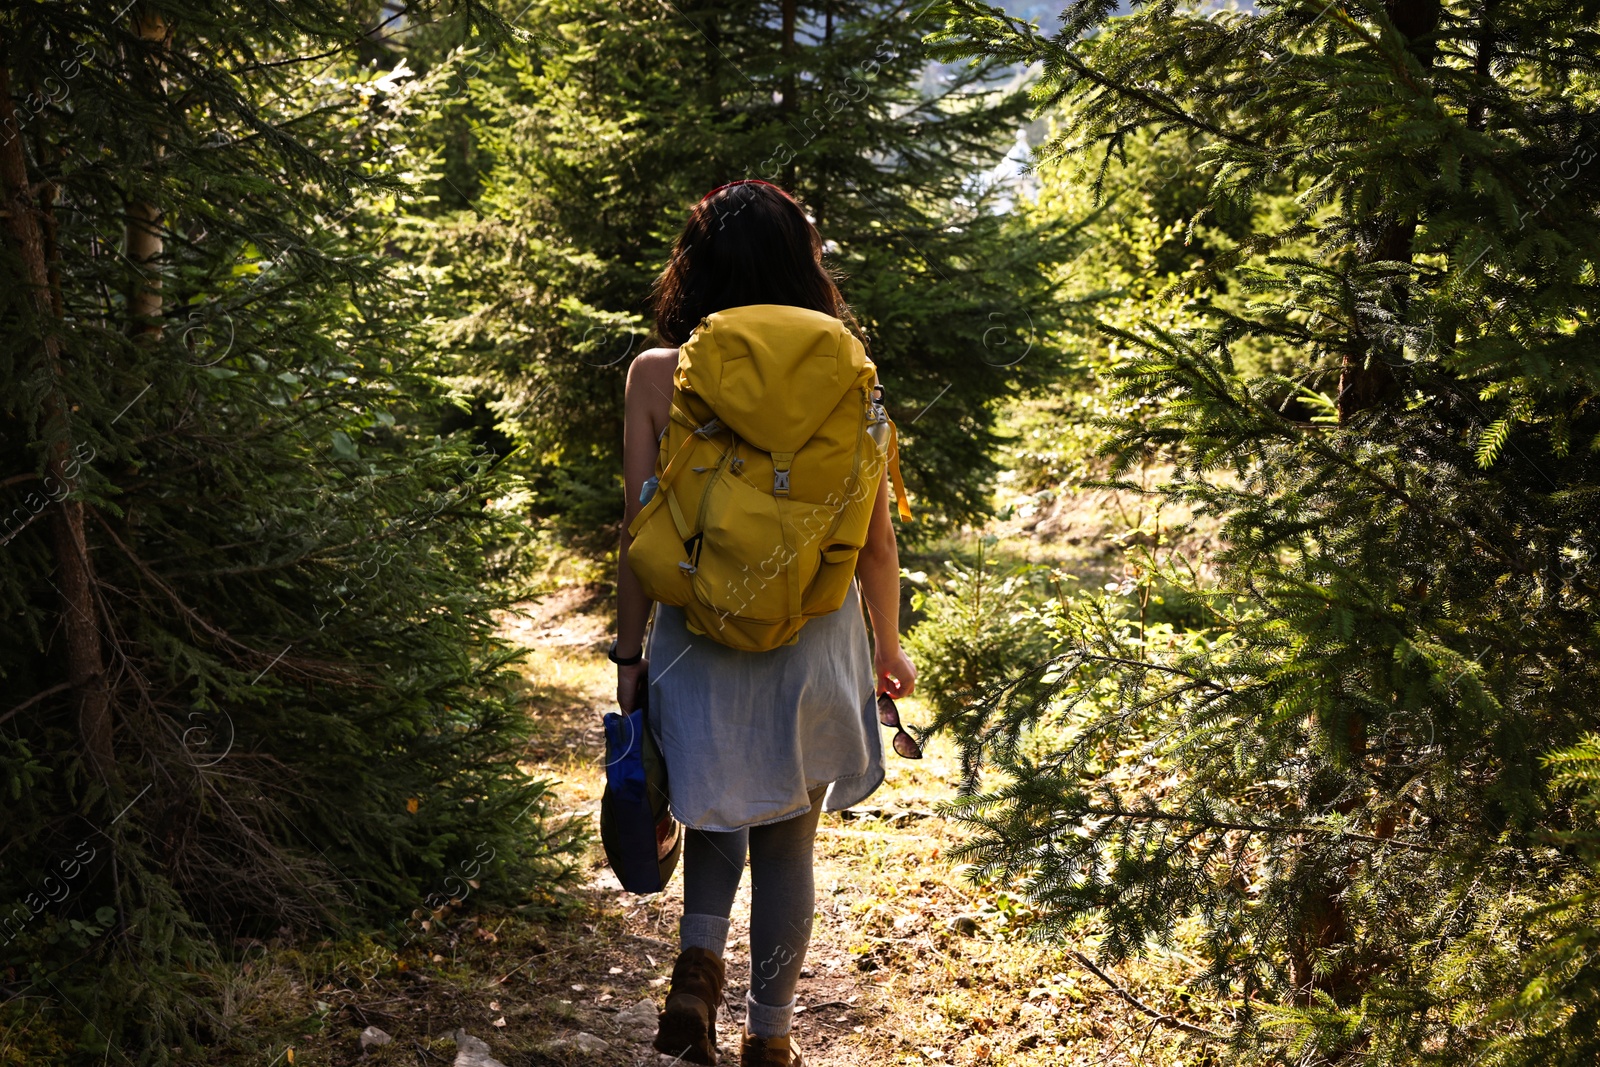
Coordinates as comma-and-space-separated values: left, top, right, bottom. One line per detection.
626, 347, 679, 392
625, 348, 678, 434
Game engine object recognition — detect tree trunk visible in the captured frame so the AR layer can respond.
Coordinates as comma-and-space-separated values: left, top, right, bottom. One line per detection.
1336, 0, 1442, 424
0, 60, 113, 780
1336, 220, 1412, 421
1465, 0, 1498, 133
703, 9, 721, 111
1288, 712, 1370, 1002
127, 9, 167, 336
1309, 4, 1444, 1008
127, 197, 163, 332
1384, 0, 1444, 46
780, 0, 797, 187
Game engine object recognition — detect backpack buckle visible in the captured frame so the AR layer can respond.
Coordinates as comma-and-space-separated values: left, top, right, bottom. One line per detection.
770, 452, 794, 497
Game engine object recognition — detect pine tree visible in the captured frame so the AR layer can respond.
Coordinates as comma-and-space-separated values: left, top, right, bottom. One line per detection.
0, 4, 577, 1059
929, 1, 1600, 1062
402, 0, 1078, 545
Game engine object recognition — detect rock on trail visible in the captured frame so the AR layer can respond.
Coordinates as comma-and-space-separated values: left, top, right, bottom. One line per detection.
543, 1030, 612, 1055
451, 1029, 510, 1067
611, 997, 659, 1043
359, 1025, 393, 1050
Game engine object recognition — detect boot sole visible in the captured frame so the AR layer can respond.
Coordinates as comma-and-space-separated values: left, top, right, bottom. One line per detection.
654, 995, 717, 1065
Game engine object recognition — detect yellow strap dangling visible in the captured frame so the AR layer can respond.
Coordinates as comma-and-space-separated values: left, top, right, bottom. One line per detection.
886, 419, 912, 522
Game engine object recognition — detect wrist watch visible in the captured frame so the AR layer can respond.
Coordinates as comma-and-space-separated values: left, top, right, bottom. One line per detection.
608, 639, 643, 666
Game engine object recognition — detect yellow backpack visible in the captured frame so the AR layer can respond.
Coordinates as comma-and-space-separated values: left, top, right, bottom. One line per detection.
627, 304, 911, 652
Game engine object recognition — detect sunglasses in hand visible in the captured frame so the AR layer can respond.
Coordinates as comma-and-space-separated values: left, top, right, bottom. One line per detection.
876, 693, 923, 760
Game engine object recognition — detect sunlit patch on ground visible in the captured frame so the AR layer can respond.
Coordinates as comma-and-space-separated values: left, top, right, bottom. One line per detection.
195, 575, 1218, 1066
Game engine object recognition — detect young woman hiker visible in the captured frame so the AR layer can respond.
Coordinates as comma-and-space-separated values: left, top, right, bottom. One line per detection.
612, 179, 918, 1067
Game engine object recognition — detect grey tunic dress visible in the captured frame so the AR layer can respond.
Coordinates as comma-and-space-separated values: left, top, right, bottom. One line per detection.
645, 580, 885, 832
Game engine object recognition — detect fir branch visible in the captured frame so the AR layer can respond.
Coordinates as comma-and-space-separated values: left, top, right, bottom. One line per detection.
1078, 804, 1439, 853
1066, 947, 1226, 1041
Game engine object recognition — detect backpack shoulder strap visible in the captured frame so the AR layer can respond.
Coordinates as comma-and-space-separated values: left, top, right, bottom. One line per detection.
628, 397, 718, 542
886, 419, 912, 522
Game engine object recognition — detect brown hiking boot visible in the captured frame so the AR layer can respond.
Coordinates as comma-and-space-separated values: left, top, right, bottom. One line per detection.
739, 1030, 803, 1067
653, 947, 725, 1065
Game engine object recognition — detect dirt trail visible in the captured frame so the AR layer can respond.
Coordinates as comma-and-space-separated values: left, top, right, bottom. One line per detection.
203, 584, 1208, 1066
490, 586, 1209, 1067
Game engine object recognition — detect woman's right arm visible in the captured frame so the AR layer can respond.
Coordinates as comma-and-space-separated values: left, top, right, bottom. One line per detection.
615, 349, 675, 712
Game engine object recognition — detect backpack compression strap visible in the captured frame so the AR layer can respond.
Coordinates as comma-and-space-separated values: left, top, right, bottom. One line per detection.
627, 403, 725, 544
887, 420, 912, 522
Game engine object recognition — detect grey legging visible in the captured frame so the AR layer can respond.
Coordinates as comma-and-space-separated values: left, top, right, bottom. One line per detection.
682, 786, 825, 1007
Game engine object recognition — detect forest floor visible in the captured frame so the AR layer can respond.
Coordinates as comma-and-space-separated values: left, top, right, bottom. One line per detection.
205, 475, 1224, 1067
480, 580, 1221, 1067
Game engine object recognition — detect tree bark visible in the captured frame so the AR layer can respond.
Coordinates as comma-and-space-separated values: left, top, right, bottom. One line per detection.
1337, 221, 1412, 420
1336, 0, 1443, 424
0, 59, 113, 779
780, 0, 797, 188
1384, 0, 1444, 48
127, 9, 167, 336
1465, 0, 1498, 133
126, 197, 163, 332
1311, 7, 1444, 1006
703, 9, 721, 112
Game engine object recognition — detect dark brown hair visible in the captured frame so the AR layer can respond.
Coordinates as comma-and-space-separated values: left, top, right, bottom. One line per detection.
651, 181, 857, 346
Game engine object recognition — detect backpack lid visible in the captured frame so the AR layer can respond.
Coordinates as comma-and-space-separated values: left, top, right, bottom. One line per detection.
678, 304, 869, 454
